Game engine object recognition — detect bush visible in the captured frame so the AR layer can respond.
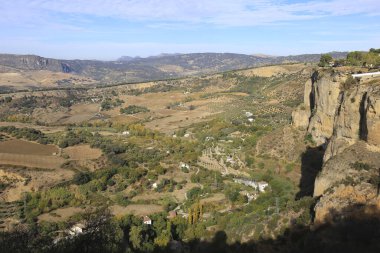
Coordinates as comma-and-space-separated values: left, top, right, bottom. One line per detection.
342, 75, 358, 90
285, 163, 294, 173
187, 187, 202, 201
120, 105, 150, 114
350, 161, 372, 171
73, 172, 91, 185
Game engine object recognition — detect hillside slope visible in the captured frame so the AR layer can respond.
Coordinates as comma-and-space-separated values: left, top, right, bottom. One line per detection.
0, 52, 347, 87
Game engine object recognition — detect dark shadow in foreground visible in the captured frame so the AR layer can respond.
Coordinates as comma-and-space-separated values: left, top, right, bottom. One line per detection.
296, 145, 325, 199
1, 204, 380, 253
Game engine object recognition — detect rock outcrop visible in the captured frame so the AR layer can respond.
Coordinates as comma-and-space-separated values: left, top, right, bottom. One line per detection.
292, 69, 380, 224
293, 69, 380, 161
313, 142, 380, 224
0, 54, 74, 73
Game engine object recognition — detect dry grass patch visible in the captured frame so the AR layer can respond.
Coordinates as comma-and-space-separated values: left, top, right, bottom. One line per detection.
0, 153, 64, 169
110, 204, 164, 217
0, 167, 74, 202
0, 70, 96, 89
200, 193, 226, 205
58, 103, 99, 124
63, 145, 102, 160
237, 64, 306, 77
38, 207, 85, 223
0, 122, 65, 134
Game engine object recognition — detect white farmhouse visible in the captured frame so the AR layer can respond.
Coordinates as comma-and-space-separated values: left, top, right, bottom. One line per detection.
234, 178, 258, 190
258, 181, 269, 192
226, 156, 235, 164
180, 162, 190, 170
143, 216, 152, 225
245, 111, 253, 117
68, 223, 85, 236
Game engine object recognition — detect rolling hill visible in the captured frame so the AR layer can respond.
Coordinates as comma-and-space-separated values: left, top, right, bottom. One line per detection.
0, 52, 347, 90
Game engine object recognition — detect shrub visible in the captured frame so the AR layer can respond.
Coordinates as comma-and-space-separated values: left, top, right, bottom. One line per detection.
342, 75, 358, 90
73, 172, 91, 185
350, 161, 372, 171
120, 105, 149, 114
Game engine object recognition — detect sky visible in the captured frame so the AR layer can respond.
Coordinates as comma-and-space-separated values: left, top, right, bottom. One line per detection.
0, 0, 379, 60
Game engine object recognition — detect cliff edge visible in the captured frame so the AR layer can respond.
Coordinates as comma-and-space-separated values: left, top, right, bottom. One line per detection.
292, 69, 380, 224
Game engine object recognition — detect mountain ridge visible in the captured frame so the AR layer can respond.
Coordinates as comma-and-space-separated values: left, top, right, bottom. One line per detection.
0, 52, 347, 85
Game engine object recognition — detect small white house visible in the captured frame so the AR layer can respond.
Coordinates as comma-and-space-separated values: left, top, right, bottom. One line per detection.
122, 131, 130, 135
258, 181, 269, 192
226, 156, 235, 164
245, 111, 253, 117
152, 182, 158, 189
184, 133, 190, 138
248, 118, 254, 123
68, 223, 85, 236
233, 178, 258, 190
180, 162, 190, 170
143, 216, 152, 225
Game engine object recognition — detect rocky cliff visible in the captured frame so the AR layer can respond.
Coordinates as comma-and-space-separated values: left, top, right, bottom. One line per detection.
0, 54, 74, 73
292, 69, 380, 224
293, 69, 380, 160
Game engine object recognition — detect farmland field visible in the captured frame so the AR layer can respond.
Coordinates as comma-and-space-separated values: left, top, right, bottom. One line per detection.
0, 139, 58, 155
63, 145, 102, 160
0, 154, 64, 169
110, 204, 164, 217
38, 207, 86, 222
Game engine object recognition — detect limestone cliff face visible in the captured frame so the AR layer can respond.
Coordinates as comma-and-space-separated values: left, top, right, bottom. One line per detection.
313, 142, 380, 224
291, 79, 312, 129
292, 69, 380, 224
0, 54, 74, 73
324, 85, 380, 161
291, 71, 344, 143
292, 70, 380, 161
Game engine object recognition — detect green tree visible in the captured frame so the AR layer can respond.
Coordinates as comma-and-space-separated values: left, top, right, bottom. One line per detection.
129, 226, 143, 250
129, 225, 155, 252
346, 51, 365, 66
318, 54, 333, 67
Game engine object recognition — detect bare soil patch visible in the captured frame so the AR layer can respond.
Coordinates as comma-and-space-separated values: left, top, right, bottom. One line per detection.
0, 139, 58, 155
0, 153, 64, 169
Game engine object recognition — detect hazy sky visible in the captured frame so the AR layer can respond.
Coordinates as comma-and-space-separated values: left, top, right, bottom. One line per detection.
1, 0, 379, 60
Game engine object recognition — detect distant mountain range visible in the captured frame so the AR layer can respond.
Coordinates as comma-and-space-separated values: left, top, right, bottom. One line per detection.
0, 52, 347, 84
